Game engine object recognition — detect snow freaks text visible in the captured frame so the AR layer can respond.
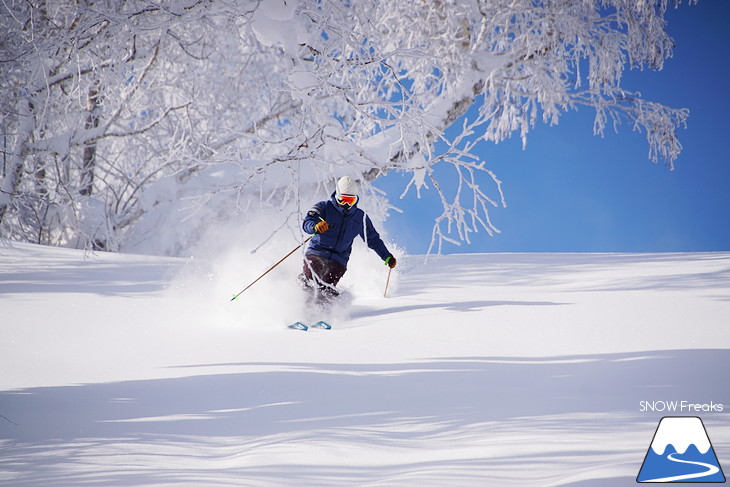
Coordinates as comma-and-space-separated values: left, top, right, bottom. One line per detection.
639, 401, 725, 413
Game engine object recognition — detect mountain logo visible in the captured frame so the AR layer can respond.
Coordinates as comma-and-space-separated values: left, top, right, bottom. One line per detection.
637, 416, 726, 483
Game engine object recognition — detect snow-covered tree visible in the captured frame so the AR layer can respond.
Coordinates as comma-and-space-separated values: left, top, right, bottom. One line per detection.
0, 0, 692, 255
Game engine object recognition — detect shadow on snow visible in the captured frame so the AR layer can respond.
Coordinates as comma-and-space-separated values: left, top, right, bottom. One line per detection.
1, 349, 728, 485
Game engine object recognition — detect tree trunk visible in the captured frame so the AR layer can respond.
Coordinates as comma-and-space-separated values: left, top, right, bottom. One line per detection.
80, 86, 100, 197
0, 98, 33, 229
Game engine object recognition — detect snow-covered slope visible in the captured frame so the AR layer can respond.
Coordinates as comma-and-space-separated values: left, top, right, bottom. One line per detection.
1, 241, 729, 486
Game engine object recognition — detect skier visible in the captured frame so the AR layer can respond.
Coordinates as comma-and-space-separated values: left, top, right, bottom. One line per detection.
300, 176, 396, 305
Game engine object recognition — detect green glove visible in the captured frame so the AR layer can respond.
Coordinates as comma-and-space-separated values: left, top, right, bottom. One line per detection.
385, 256, 396, 268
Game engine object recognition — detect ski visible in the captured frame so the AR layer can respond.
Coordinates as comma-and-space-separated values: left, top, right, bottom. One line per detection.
287, 320, 332, 331
311, 320, 332, 330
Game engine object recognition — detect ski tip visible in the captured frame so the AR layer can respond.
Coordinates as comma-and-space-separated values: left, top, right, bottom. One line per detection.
311, 320, 332, 330
287, 320, 332, 331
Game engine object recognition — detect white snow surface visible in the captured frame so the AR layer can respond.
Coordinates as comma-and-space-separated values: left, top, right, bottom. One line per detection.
1, 240, 729, 486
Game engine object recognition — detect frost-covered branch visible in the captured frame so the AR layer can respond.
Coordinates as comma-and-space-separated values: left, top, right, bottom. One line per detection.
0, 0, 695, 254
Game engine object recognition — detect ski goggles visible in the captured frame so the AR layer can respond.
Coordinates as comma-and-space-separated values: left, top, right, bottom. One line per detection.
336, 194, 358, 207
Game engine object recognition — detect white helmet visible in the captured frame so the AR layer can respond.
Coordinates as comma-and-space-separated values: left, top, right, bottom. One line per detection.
336, 176, 358, 197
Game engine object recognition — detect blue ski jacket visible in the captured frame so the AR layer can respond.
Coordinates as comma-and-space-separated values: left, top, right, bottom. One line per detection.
302, 193, 392, 268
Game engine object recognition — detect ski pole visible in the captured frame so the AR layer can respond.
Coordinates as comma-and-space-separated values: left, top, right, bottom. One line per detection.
384, 266, 392, 297
230, 235, 312, 302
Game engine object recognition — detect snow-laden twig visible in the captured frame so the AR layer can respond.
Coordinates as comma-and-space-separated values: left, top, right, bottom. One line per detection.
0, 0, 693, 254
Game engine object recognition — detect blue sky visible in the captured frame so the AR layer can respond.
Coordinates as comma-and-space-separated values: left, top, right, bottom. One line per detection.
374, 1, 730, 254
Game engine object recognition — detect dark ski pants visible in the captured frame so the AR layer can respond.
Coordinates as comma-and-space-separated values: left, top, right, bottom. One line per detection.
299, 254, 346, 299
